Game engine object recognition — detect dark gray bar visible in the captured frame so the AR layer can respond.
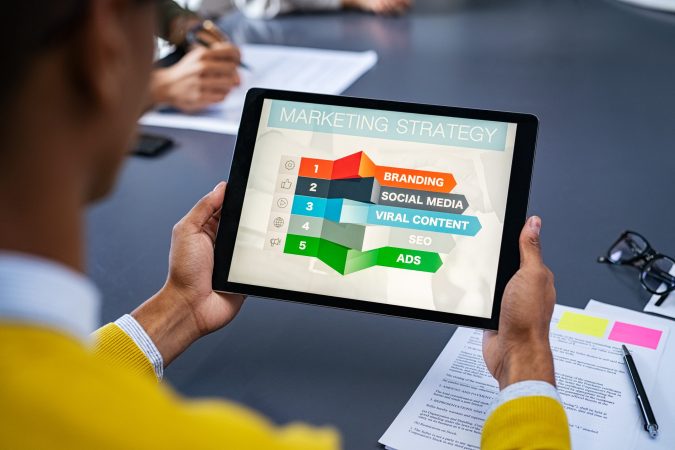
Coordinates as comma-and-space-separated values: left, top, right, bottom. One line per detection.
377, 186, 469, 214
328, 177, 380, 204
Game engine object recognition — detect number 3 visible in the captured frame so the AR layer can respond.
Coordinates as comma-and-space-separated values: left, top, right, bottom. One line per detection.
306, 201, 313, 211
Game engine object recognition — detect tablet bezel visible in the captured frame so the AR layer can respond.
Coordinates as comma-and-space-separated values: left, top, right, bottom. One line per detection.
213, 88, 538, 330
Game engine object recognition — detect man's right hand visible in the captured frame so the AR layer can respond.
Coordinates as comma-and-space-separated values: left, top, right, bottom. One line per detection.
150, 43, 241, 113
482, 216, 557, 390
343, 0, 411, 15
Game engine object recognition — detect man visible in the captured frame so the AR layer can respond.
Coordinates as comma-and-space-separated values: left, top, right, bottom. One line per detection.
0, 1, 569, 449
150, 0, 242, 113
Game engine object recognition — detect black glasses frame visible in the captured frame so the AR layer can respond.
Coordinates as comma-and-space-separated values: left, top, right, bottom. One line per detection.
598, 230, 675, 306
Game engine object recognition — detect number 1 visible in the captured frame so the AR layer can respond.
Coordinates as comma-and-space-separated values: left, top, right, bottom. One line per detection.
314, 164, 319, 173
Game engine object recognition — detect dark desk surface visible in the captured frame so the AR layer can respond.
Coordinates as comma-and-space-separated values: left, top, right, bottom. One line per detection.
86, 0, 675, 448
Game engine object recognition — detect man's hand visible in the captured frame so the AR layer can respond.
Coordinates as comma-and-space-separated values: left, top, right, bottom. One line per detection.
482, 216, 557, 390
132, 182, 245, 366
150, 43, 241, 113
343, 0, 411, 15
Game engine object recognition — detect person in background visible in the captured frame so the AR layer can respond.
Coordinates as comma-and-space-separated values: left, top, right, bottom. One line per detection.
200, 0, 411, 20
149, 0, 411, 113
150, 0, 242, 113
0, 1, 569, 449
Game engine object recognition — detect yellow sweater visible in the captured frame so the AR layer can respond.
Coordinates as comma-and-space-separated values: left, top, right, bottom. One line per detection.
0, 323, 570, 449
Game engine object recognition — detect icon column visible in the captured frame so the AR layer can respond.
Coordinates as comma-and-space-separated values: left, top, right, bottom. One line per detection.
265, 155, 299, 252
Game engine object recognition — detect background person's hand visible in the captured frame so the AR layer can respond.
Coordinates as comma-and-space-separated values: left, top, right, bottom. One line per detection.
482, 216, 557, 389
150, 43, 241, 113
344, 0, 411, 15
133, 182, 245, 366
190, 19, 228, 48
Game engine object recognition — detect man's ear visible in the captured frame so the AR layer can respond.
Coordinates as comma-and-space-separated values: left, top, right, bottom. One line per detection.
69, 0, 129, 113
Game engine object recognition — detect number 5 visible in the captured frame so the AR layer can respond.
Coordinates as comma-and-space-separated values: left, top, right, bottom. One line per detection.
299, 241, 307, 250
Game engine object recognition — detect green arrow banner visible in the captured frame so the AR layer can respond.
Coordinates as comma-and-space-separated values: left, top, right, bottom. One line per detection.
284, 234, 442, 275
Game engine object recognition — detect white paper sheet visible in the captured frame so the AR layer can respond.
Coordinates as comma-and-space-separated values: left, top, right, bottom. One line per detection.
139, 44, 378, 134
379, 305, 668, 450
586, 299, 675, 449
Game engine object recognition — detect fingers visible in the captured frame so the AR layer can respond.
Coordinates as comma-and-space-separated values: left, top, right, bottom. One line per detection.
203, 42, 241, 65
184, 45, 240, 76
372, 0, 410, 14
201, 19, 228, 42
175, 182, 226, 234
195, 29, 224, 47
200, 74, 238, 92
198, 60, 239, 78
203, 209, 222, 243
519, 215, 543, 267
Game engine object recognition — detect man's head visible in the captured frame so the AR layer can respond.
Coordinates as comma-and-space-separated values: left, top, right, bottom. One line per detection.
0, 0, 157, 202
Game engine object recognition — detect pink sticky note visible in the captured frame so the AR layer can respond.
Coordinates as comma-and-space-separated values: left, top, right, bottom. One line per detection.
608, 321, 663, 350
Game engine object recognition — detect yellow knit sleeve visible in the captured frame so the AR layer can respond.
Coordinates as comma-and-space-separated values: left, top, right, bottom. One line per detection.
92, 323, 156, 380
481, 396, 571, 450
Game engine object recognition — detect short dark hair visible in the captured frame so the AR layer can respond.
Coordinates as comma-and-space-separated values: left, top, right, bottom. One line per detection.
0, 1, 89, 113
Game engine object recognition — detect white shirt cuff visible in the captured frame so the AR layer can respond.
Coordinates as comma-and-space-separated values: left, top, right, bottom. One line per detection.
486, 380, 561, 417
114, 314, 164, 380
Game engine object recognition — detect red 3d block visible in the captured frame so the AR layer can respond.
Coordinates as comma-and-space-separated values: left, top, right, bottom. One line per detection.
331, 151, 376, 179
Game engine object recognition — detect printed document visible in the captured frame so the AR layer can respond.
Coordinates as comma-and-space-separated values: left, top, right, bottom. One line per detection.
139, 45, 377, 134
379, 305, 668, 450
586, 299, 675, 450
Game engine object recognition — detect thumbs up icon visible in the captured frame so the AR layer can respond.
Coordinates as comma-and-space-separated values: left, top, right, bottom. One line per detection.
280, 178, 292, 190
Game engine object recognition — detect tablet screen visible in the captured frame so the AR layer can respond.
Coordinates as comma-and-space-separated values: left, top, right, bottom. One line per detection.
227, 98, 518, 319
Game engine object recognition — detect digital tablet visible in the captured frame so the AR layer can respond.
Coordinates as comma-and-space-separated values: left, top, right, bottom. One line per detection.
213, 89, 538, 329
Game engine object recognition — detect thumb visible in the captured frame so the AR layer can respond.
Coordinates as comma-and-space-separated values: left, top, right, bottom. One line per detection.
519, 216, 543, 267
181, 182, 226, 231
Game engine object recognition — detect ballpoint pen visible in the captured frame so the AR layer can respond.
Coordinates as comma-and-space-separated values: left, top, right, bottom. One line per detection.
187, 20, 251, 71
622, 344, 659, 438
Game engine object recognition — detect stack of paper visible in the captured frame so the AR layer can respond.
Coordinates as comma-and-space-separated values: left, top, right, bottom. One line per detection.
586, 300, 675, 450
379, 304, 670, 450
140, 44, 378, 135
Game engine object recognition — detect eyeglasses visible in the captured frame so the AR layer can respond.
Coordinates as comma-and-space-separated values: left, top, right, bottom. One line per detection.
598, 231, 675, 306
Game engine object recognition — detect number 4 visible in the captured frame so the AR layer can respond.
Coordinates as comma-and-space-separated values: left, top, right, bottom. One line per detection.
302, 222, 310, 231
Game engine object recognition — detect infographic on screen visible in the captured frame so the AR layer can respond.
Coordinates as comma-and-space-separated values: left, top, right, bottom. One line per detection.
229, 99, 518, 318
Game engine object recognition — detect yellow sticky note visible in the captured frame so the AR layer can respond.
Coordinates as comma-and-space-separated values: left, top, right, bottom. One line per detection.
557, 311, 609, 338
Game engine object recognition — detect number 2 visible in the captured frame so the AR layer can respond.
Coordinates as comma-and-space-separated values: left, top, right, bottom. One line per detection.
309, 182, 317, 192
